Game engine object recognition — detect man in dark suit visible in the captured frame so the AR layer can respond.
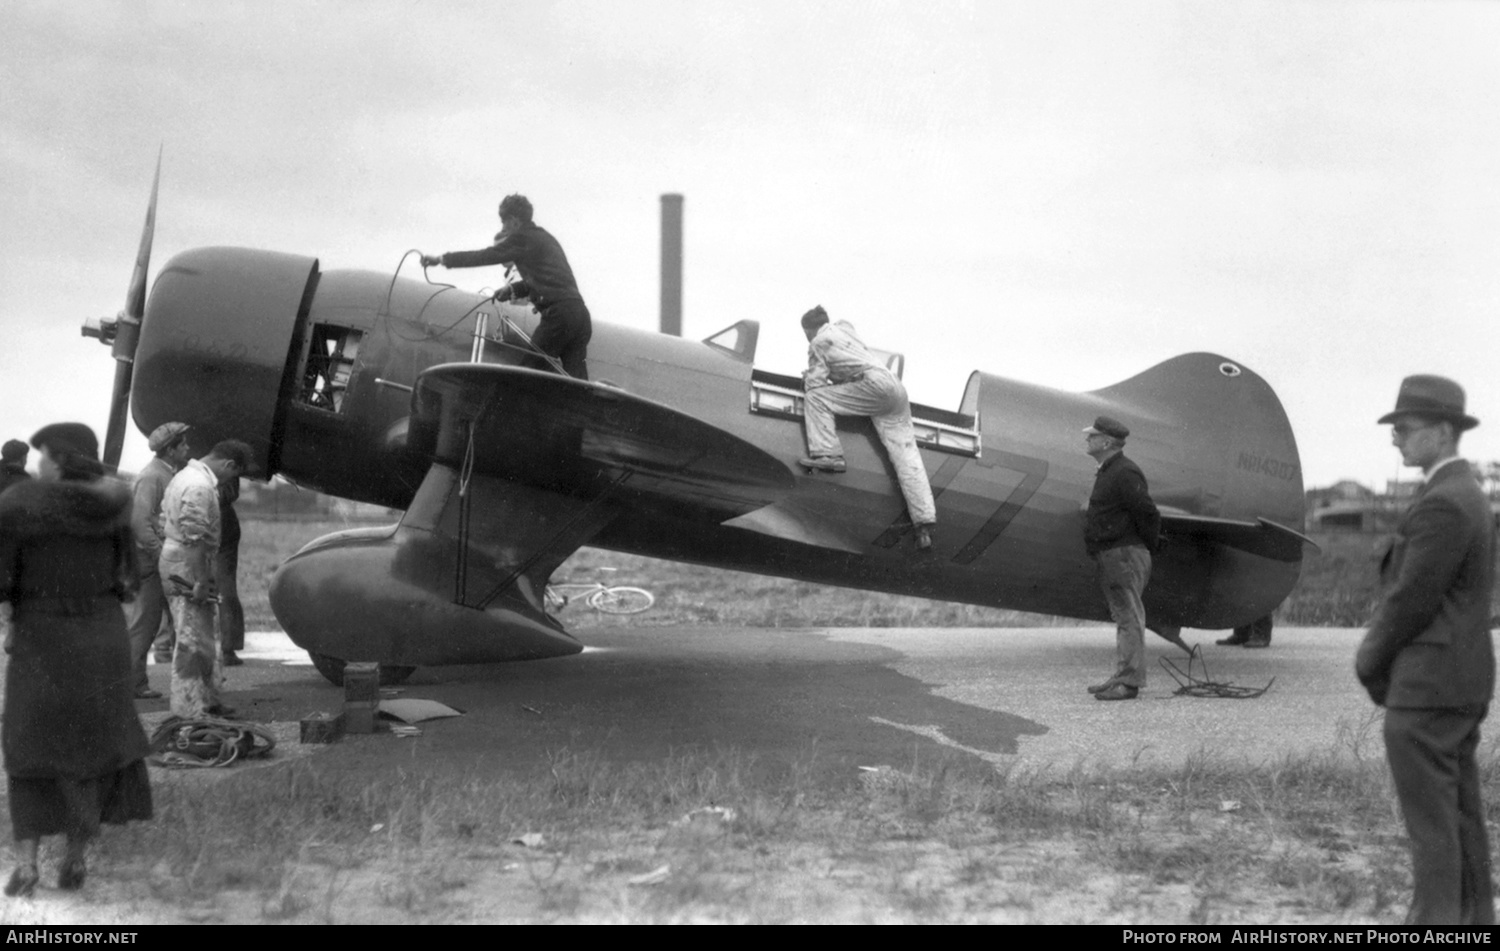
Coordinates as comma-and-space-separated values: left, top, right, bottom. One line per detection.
1356, 375, 1495, 926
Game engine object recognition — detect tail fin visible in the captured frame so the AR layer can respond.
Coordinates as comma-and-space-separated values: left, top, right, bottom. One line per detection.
1091, 352, 1305, 530
1092, 353, 1308, 626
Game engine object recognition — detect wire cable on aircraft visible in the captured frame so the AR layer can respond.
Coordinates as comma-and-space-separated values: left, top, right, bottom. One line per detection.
383, 249, 508, 344
388, 251, 565, 376
381, 249, 457, 336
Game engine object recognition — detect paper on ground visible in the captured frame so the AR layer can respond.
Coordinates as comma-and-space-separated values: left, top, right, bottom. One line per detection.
378, 698, 464, 723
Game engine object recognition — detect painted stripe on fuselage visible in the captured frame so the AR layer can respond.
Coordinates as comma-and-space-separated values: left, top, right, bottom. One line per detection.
951, 451, 1049, 566
870, 454, 969, 549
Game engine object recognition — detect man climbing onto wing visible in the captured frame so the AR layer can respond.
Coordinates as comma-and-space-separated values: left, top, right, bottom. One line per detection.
421, 194, 592, 380
798, 305, 937, 551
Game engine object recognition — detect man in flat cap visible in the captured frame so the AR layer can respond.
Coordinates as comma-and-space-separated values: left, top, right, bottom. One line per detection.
123, 422, 192, 700
797, 305, 937, 551
1356, 375, 1494, 925
0, 440, 30, 496
1082, 415, 1161, 701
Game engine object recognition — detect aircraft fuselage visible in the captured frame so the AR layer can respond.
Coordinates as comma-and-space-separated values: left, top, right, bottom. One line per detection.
127, 248, 1305, 669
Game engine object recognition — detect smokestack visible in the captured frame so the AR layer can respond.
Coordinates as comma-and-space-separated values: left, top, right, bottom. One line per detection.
659, 193, 683, 336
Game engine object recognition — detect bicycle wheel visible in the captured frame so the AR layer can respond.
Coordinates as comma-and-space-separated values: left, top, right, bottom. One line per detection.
587, 586, 654, 614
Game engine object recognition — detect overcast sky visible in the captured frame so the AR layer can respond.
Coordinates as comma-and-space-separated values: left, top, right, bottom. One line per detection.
3, 0, 1497, 490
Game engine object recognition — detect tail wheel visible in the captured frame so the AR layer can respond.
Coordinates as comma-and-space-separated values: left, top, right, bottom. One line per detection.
586, 586, 654, 615
308, 652, 417, 687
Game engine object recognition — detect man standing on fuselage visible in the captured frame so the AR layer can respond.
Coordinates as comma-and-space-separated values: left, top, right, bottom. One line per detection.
422, 194, 592, 380
798, 305, 936, 551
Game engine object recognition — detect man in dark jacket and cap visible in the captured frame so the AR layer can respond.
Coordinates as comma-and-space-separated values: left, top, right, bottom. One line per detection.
0, 441, 30, 496
1081, 416, 1161, 702
1356, 375, 1494, 926
422, 194, 593, 380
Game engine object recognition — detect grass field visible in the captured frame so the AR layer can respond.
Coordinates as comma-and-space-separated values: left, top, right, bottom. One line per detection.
238, 518, 1477, 632
0, 724, 1450, 924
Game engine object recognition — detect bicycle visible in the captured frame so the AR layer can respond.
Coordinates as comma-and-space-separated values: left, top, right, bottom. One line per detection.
543, 581, 655, 615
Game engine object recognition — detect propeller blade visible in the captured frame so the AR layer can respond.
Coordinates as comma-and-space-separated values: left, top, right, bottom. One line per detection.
102, 361, 133, 472
102, 147, 161, 470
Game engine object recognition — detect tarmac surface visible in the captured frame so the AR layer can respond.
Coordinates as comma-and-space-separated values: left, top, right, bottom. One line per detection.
107, 624, 1474, 786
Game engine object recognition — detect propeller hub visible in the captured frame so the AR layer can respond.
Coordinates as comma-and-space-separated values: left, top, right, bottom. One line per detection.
81, 315, 119, 344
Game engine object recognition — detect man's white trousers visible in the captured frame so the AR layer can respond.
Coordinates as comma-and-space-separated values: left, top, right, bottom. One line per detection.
803, 367, 938, 526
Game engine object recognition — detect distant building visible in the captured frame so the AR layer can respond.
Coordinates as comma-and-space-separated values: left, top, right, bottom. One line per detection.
1306, 480, 1387, 532
1310, 502, 1378, 532
1306, 467, 1500, 532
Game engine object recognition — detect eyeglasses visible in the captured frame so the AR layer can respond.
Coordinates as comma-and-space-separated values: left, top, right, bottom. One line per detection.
1391, 421, 1439, 438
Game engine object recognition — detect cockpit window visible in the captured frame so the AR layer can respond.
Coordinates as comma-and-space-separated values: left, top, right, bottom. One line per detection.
702, 320, 759, 363
299, 324, 362, 412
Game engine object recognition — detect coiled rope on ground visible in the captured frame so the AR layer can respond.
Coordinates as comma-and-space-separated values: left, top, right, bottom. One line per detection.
148, 716, 278, 769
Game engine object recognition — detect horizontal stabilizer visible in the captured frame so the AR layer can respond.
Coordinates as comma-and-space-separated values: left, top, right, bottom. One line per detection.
409, 364, 796, 516
1160, 511, 1318, 563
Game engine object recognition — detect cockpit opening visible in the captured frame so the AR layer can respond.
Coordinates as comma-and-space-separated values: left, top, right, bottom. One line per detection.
299, 324, 363, 412
698, 317, 981, 456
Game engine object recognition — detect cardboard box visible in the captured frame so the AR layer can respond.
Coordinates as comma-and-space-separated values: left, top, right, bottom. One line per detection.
300, 711, 346, 744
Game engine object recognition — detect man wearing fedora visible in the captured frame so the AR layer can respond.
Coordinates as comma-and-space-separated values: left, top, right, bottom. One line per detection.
1356, 375, 1494, 925
1082, 415, 1162, 701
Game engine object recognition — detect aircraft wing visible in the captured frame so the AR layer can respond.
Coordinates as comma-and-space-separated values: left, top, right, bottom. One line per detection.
1159, 510, 1318, 563
407, 364, 796, 516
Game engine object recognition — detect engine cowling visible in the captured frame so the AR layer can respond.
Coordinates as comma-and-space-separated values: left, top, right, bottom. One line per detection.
133, 247, 318, 474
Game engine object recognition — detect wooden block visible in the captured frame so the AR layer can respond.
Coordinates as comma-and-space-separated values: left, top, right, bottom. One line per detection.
344, 700, 377, 734
344, 662, 380, 704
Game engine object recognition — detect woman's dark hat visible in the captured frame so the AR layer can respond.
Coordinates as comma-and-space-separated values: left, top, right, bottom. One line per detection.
1377, 375, 1479, 431
30, 422, 99, 460
1082, 416, 1130, 441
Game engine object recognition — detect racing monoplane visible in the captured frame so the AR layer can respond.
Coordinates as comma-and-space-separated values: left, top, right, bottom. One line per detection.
85, 165, 1310, 684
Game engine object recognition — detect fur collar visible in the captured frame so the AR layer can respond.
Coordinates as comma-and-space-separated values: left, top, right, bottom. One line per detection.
0, 477, 132, 539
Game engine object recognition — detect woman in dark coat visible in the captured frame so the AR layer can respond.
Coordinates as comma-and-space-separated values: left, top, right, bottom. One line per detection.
0, 423, 152, 897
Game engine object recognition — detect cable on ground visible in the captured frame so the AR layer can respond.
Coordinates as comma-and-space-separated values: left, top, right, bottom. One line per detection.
1160, 644, 1274, 699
